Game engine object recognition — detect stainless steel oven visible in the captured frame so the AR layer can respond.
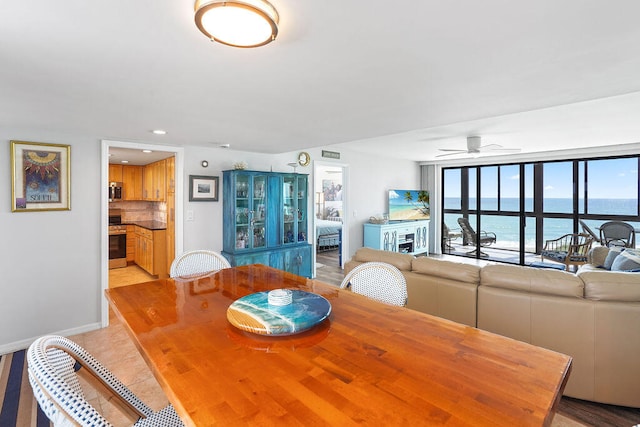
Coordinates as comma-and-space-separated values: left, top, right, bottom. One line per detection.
108, 209, 127, 269
109, 182, 123, 202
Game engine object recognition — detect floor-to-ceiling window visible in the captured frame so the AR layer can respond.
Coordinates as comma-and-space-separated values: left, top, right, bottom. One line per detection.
441, 154, 640, 264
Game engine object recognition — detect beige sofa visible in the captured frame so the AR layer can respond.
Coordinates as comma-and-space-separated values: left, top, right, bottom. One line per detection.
344, 247, 640, 408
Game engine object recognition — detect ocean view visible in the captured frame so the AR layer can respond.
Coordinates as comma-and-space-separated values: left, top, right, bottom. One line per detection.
444, 198, 639, 251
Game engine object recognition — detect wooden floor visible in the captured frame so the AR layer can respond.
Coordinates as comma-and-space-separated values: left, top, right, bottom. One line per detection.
314, 249, 640, 427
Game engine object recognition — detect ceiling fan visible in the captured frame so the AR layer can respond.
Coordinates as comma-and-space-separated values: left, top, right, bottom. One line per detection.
436, 136, 521, 157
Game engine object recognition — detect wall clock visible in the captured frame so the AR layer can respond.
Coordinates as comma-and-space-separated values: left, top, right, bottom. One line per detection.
298, 152, 311, 166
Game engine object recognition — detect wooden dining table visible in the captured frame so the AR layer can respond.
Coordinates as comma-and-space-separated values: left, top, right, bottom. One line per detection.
106, 264, 572, 427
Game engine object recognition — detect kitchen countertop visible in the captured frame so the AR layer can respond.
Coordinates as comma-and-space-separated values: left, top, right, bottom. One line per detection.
123, 220, 166, 231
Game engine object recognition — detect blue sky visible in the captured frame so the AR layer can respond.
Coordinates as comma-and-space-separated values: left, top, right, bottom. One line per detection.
444, 157, 638, 199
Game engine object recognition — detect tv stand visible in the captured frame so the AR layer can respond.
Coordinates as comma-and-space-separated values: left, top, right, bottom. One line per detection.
363, 220, 429, 255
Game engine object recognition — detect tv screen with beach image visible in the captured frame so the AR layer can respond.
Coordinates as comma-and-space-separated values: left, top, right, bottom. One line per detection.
388, 190, 430, 220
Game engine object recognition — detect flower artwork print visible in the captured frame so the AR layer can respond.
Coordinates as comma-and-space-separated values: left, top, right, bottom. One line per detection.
23, 150, 61, 204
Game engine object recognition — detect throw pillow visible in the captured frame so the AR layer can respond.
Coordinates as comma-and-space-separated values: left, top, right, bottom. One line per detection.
611, 248, 640, 272
603, 247, 624, 270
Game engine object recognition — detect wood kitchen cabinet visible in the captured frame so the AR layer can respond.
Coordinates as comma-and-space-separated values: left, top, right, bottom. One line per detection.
165, 156, 175, 194
122, 165, 143, 200
108, 164, 123, 183
142, 159, 166, 201
134, 226, 167, 277
126, 225, 135, 262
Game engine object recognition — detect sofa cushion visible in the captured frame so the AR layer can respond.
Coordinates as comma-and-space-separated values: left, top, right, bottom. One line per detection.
603, 247, 623, 270
577, 267, 640, 301
411, 256, 481, 284
588, 246, 610, 268
610, 248, 640, 272
352, 247, 414, 271
480, 264, 584, 298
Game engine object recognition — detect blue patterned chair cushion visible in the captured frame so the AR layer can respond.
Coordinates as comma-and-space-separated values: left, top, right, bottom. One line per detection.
541, 250, 568, 262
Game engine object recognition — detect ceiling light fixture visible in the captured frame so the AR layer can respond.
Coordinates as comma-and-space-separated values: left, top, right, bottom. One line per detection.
142, 149, 153, 153
152, 130, 167, 135
194, 0, 279, 48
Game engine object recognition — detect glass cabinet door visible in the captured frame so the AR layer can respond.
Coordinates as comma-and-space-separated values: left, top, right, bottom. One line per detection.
251, 175, 267, 249
283, 176, 296, 244
234, 173, 267, 250
296, 175, 307, 242
282, 174, 308, 245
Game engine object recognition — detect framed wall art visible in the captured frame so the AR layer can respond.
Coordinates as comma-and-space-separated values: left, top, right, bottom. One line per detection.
189, 175, 219, 201
11, 140, 71, 212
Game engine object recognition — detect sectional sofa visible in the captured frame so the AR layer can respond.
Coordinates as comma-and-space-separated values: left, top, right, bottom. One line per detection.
344, 247, 640, 408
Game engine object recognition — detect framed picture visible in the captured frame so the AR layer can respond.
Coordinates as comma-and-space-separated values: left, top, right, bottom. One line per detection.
11, 140, 71, 212
189, 175, 219, 201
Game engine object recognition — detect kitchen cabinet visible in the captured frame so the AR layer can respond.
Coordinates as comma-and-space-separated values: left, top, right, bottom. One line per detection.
109, 164, 123, 183
142, 159, 166, 201
122, 165, 143, 200
166, 156, 175, 194
222, 170, 312, 277
134, 225, 167, 276
126, 225, 135, 262
364, 220, 430, 255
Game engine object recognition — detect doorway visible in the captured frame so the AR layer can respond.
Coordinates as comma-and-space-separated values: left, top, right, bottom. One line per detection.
101, 140, 184, 326
313, 163, 347, 276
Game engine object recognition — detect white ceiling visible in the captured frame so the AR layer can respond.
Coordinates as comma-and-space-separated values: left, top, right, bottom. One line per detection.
3, 1, 640, 162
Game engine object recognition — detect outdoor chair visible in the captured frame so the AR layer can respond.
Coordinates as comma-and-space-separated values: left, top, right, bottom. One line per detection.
579, 219, 603, 245
340, 262, 408, 306
599, 221, 636, 248
457, 217, 497, 257
170, 249, 231, 279
442, 223, 462, 253
540, 233, 594, 271
27, 335, 184, 427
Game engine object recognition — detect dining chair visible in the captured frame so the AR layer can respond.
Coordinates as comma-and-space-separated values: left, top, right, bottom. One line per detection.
340, 261, 408, 306
540, 233, 594, 271
170, 249, 231, 279
27, 335, 184, 427
599, 221, 636, 248
457, 217, 497, 256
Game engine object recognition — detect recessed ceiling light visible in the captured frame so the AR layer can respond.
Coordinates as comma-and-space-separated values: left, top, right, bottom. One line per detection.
121, 160, 129, 164
152, 130, 167, 135
142, 149, 153, 153
219, 143, 230, 148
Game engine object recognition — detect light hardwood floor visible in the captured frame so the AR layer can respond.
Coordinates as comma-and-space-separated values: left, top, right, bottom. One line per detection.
87, 259, 638, 426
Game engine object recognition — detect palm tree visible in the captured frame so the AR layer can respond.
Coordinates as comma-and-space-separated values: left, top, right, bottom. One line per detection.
403, 191, 430, 216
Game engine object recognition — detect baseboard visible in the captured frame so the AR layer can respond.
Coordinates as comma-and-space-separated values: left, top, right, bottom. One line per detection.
0, 322, 103, 355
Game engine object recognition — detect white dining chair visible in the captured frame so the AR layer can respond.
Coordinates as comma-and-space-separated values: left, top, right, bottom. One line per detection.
340, 261, 408, 306
169, 250, 231, 279
27, 335, 184, 426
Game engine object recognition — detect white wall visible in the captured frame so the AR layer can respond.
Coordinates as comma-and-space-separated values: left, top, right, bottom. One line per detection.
0, 135, 420, 352
1, 131, 102, 353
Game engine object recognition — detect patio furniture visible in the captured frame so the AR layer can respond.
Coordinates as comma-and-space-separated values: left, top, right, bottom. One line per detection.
340, 261, 408, 306
27, 335, 184, 426
457, 217, 497, 256
442, 223, 462, 253
579, 219, 603, 245
599, 221, 636, 248
541, 233, 594, 271
170, 249, 230, 279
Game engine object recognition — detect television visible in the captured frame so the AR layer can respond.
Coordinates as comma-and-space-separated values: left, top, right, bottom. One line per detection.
388, 189, 430, 221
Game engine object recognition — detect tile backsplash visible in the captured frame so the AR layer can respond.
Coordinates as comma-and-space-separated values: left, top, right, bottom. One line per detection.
110, 201, 166, 224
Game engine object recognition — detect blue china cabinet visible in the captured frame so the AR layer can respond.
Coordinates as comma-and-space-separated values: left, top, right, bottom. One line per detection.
222, 170, 312, 277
